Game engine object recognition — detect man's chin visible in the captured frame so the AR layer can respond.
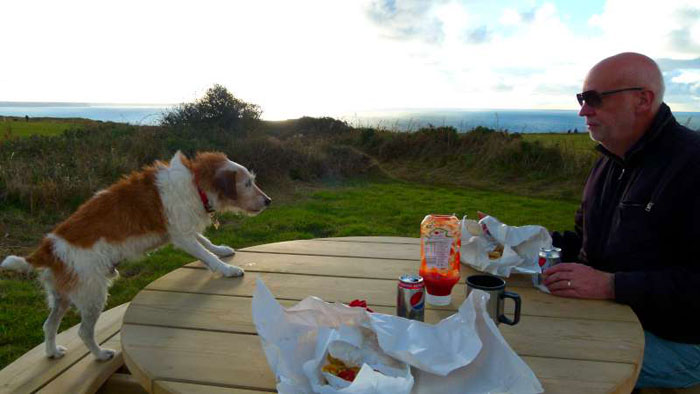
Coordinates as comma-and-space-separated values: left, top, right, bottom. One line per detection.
587, 127, 603, 143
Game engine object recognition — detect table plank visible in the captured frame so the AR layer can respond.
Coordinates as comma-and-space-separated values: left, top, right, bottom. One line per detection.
122, 325, 277, 391
189, 251, 422, 280
243, 238, 538, 278
124, 290, 641, 365
527, 356, 637, 394
316, 236, 421, 244
186, 251, 536, 287
153, 381, 270, 394
122, 325, 638, 394
235, 237, 565, 288
124, 291, 455, 333
145, 268, 638, 322
500, 316, 643, 364
242, 239, 420, 260
123, 291, 299, 334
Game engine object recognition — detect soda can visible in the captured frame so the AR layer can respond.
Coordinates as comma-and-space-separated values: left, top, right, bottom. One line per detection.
397, 274, 425, 321
536, 247, 562, 286
539, 247, 562, 269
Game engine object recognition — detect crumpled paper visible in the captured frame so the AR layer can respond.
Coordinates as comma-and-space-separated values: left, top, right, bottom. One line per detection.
303, 325, 414, 393
252, 279, 543, 393
461, 214, 552, 277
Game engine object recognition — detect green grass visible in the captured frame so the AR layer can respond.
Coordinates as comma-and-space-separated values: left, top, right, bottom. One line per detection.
0, 118, 92, 138
0, 177, 578, 369
521, 132, 596, 152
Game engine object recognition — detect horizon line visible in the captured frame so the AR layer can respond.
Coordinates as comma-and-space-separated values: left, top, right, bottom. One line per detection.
0, 101, 596, 112
1, 101, 699, 114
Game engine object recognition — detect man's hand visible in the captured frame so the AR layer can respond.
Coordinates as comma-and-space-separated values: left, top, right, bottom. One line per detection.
542, 263, 615, 299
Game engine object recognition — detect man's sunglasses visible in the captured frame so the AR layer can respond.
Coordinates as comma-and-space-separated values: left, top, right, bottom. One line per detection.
576, 87, 644, 108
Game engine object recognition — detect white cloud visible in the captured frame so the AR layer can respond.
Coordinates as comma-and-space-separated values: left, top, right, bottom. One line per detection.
588, 0, 700, 58
672, 70, 700, 84
500, 8, 522, 26
0, 0, 698, 116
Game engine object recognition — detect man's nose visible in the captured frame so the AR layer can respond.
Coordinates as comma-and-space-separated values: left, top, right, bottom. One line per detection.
578, 103, 595, 117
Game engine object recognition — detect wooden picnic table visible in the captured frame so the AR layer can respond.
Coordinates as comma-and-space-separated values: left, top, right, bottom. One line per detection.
121, 236, 644, 393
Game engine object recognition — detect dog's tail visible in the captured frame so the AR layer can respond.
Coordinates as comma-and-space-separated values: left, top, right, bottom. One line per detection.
1, 255, 34, 273
2, 237, 60, 273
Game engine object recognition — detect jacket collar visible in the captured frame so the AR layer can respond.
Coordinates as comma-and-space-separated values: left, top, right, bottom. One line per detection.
596, 103, 675, 165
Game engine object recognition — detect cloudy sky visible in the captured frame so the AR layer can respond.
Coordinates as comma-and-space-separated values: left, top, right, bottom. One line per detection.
1, 0, 698, 119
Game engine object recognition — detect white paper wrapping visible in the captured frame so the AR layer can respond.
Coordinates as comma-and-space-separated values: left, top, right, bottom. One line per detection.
252, 279, 543, 393
302, 326, 414, 394
461, 214, 553, 277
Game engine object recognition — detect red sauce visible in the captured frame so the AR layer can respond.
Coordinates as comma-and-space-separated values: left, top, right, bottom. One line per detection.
338, 369, 356, 381
421, 272, 460, 296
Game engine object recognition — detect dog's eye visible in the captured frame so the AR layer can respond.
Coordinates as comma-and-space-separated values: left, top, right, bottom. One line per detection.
245, 180, 252, 188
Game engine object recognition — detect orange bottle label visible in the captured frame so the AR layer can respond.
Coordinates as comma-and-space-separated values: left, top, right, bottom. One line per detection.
419, 214, 461, 296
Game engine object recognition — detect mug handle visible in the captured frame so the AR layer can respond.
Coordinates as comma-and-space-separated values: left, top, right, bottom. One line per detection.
498, 291, 521, 326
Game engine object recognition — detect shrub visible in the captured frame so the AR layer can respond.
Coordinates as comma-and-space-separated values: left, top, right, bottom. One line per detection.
264, 117, 353, 139
161, 84, 262, 137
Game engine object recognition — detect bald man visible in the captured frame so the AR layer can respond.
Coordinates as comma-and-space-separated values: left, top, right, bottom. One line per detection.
544, 53, 700, 389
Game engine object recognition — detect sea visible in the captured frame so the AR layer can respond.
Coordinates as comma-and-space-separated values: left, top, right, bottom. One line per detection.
1, 104, 699, 133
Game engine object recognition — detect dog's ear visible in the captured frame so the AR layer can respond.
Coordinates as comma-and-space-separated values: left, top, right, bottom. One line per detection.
213, 170, 237, 200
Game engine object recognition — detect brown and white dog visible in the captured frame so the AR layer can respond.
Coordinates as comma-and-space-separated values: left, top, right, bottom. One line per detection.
1, 151, 271, 361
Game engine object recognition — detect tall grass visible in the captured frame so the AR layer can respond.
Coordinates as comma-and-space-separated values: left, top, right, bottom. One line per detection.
346, 126, 598, 199
0, 123, 375, 216
0, 117, 599, 220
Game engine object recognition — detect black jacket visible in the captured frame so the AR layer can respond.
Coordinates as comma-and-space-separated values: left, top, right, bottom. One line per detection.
557, 104, 700, 344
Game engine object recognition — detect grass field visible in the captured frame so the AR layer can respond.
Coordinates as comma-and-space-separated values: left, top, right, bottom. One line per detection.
521, 132, 596, 152
0, 117, 93, 138
0, 177, 579, 369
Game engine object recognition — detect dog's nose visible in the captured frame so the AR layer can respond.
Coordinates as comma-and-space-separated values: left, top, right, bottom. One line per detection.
264, 197, 272, 206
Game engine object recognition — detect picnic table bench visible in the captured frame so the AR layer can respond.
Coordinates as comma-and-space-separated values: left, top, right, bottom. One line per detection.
0, 303, 145, 394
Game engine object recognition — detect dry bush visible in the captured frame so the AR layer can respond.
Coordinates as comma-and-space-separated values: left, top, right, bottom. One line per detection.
0, 122, 374, 215
351, 125, 597, 191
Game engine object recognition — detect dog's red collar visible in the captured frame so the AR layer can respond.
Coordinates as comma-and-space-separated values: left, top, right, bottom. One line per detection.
193, 173, 215, 214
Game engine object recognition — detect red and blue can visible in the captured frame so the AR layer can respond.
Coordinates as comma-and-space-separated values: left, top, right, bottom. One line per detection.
536, 247, 562, 286
397, 274, 425, 321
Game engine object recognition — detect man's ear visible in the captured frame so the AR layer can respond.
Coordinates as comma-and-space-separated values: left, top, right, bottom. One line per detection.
636, 90, 655, 113
214, 170, 237, 200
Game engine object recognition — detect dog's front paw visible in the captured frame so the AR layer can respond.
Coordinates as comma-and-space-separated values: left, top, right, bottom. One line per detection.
219, 264, 244, 277
47, 345, 67, 359
212, 245, 236, 257
95, 348, 116, 361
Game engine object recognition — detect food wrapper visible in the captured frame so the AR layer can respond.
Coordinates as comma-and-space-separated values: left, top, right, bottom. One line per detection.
460, 214, 552, 277
302, 325, 414, 393
252, 279, 543, 393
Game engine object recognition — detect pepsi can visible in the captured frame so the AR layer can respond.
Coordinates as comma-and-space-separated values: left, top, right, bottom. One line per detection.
397, 274, 425, 321
536, 247, 562, 286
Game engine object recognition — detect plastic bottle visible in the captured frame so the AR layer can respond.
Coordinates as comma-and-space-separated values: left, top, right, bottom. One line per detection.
419, 214, 461, 305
